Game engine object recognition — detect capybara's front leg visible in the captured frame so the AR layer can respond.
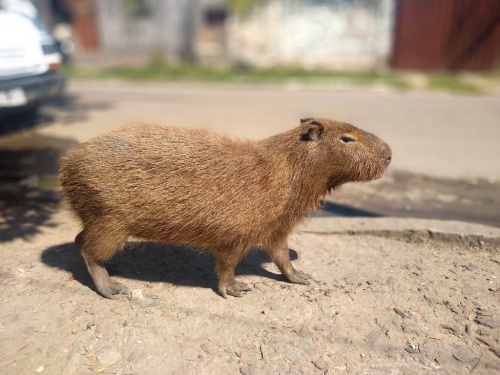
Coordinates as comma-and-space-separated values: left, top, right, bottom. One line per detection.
215, 249, 251, 298
268, 242, 311, 285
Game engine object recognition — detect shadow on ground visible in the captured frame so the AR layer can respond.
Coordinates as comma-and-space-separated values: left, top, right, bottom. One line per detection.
0, 92, 113, 241
321, 170, 500, 227
41, 242, 299, 294
313, 201, 382, 218
0, 94, 112, 136
0, 134, 78, 241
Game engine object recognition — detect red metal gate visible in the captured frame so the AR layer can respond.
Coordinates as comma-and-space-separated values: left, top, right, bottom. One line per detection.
391, 0, 500, 71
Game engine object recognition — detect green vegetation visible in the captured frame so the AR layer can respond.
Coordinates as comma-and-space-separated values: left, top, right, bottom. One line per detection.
225, 0, 270, 17
61, 54, 495, 95
427, 74, 485, 95
62, 57, 410, 89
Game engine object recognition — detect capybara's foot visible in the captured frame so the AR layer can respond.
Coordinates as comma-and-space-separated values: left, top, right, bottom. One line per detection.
285, 269, 311, 285
96, 278, 130, 299
219, 280, 251, 298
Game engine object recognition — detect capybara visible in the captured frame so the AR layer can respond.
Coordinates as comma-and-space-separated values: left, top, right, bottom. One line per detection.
59, 118, 392, 298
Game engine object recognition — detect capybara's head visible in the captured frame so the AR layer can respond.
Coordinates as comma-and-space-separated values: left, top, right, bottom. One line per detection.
298, 118, 392, 187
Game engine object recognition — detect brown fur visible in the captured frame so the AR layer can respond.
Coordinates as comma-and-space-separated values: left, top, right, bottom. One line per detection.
59, 118, 391, 298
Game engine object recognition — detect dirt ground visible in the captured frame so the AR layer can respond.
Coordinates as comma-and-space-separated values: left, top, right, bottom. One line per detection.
1, 83, 499, 374
1, 205, 499, 375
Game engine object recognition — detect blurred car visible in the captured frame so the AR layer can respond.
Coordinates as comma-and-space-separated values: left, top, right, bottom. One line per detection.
0, 2, 65, 120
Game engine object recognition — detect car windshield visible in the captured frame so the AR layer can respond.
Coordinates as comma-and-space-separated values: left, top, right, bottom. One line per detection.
0, 0, 50, 34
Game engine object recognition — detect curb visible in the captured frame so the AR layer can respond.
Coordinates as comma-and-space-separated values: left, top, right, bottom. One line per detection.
297, 218, 500, 251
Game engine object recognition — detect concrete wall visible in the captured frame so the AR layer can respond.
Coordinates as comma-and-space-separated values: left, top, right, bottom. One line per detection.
227, 0, 396, 69
95, 0, 198, 60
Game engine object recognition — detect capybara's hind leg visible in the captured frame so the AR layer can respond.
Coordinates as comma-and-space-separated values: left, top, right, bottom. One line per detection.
75, 228, 129, 299
215, 249, 251, 298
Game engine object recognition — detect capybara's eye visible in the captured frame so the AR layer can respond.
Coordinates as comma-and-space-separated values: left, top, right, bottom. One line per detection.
340, 136, 356, 144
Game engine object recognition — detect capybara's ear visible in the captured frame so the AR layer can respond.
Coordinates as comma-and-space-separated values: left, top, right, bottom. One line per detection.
300, 118, 313, 123
301, 120, 324, 141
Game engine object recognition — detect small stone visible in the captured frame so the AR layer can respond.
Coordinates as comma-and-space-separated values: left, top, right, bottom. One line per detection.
466, 263, 477, 271
445, 303, 460, 314
405, 343, 419, 354
441, 324, 461, 336
478, 328, 493, 336
375, 316, 397, 330
476, 310, 494, 317
402, 322, 421, 335
313, 358, 327, 370
36, 366, 44, 373
490, 255, 500, 265
394, 308, 409, 319
490, 347, 500, 359
474, 302, 487, 310
264, 301, 281, 311
461, 285, 475, 295
452, 347, 476, 364
131, 290, 157, 307
97, 349, 122, 366
465, 324, 476, 335
398, 366, 419, 375
368, 331, 383, 346
127, 350, 144, 362
332, 364, 347, 371
434, 347, 455, 367
183, 348, 200, 361
475, 318, 500, 328
237, 349, 253, 364
201, 342, 218, 355
287, 367, 303, 375
299, 325, 312, 338
424, 295, 442, 306
240, 364, 257, 375
476, 335, 496, 348
486, 360, 500, 370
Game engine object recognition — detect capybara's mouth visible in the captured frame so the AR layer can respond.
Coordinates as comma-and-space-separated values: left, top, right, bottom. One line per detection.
357, 157, 390, 183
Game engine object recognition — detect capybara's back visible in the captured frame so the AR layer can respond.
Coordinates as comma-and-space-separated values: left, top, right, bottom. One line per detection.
61, 125, 291, 248
60, 119, 391, 299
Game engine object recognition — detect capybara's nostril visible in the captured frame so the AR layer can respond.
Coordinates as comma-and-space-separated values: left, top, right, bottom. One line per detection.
382, 145, 392, 166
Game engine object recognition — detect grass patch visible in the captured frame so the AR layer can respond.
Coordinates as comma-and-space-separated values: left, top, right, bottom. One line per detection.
61, 56, 411, 89
61, 55, 494, 95
427, 74, 485, 95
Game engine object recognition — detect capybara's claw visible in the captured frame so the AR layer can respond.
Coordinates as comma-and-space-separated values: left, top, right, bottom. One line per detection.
97, 278, 130, 299
234, 281, 251, 292
296, 270, 312, 280
219, 281, 250, 298
286, 270, 311, 285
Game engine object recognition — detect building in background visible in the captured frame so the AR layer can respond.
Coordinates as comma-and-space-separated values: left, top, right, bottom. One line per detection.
34, 0, 500, 71
227, 0, 394, 70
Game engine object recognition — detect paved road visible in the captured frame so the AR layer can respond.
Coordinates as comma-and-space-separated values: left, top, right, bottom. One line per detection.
36, 81, 500, 181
